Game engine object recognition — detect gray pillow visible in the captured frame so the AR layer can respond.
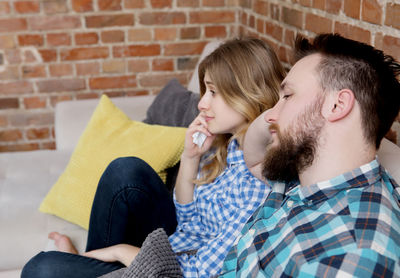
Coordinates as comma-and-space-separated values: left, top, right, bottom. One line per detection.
143, 79, 199, 127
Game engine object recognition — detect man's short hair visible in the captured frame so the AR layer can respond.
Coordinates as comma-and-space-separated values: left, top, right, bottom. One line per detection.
294, 33, 400, 148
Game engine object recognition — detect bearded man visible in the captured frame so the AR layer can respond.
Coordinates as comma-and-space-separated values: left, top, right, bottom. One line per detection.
220, 33, 400, 277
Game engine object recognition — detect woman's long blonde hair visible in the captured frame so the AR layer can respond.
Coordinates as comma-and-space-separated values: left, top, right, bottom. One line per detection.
196, 37, 286, 185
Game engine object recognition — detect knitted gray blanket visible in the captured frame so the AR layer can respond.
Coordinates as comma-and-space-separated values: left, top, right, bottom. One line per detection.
99, 228, 183, 278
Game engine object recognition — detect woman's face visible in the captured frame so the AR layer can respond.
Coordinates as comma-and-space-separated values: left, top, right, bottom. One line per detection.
197, 71, 247, 135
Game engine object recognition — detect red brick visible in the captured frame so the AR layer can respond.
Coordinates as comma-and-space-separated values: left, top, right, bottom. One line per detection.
138, 73, 186, 87
18, 34, 44, 46
0, 130, 22, 141
164, 41, 207, 56
49, 64, 73, 77
382, 35, 400, 61
189, 11, 235, 24
240, 0, 251, 8
177, 0, 199, 7
127, 60, 150, 72
152, 59, 173, 71
249, 15, 255, 29
86, 14, 134, 28
257, 19, 264, 33
0, 143, 39, 152
5, 49, 22, 64
154, 28, 177, 41
99, 0, 122, 10
37, 79, 86, 92
41, 141, 56, 150
75, 32, 99, 45
24, 96, 47, 109
140, 12, 186, 25
0, 66, 19, 81
0, 18, 27, 33
101, 30, 125, 43
325, 0, 342, 14
113, 44, 160, 57
0, 35, 15, 49
282, 7, 302, 28
180, 27, 201, 39
39, 49, 57, 62
50, 95, 73, 107
0, 81, 34, 95
177, 57, 198, 71
14, 1, 40, 13
305, 13, 333, 34
205, 26, 227, 38
102, 60, 125, 73
151, 0, 172, 8
8, 111, 54, 126
43, 0, 68, 14
344, 0, 360, 19
76, 93, 99, 100
0, 115, 7, 127
265, 22, 283, 41
362, 0, 382, 25
385, 3, 400, 30
0, 98, 19, 109
270, 4, 280, 20
124, 0, 145, 8
253, 0, 268, 16
126, 90, 149, 97
47, 33, 71, 46
128, 29, 152, 41
21, 65, 46, 78
334, 22, 371, 45
76, 62, 100, 75
0, 2, 10, 15
27, 127, 50, 140
89, 76, 137, 89
60, 47, 109, 61
29, 16, 81, 31
313, 0, 324, 9
72, 0, 93, 12
203, 0, 224, 6
299, 0, 312, 7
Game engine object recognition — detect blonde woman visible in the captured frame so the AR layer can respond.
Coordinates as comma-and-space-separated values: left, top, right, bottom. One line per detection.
22, 37, 286, 278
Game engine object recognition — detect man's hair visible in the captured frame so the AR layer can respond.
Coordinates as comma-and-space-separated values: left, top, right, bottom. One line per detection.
294, 33, 400, 148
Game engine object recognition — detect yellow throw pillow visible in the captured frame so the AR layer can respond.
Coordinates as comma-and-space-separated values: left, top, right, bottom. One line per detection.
40, 95, 186, 230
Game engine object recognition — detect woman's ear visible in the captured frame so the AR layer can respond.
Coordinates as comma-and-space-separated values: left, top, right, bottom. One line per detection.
327, 89, 355, 122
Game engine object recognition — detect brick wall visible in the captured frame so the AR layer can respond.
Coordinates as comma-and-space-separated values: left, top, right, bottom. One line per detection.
238, 0, 400, 146
0, 0, 237, 152
0, 0, 399, 152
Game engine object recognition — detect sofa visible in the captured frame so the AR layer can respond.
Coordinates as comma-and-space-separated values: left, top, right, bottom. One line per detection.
1, 40, 400, 278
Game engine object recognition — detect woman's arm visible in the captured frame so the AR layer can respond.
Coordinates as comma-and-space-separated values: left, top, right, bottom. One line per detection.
84, 244, 140, 267
174, 114, 215, 204
243, 111, 272, 180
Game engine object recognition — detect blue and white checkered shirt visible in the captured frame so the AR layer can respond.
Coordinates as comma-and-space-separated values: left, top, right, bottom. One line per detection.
220, 159, 400, 277
168, 139, 272, 278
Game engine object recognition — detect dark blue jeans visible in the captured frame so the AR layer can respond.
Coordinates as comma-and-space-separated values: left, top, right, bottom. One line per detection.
22, 157, 177, 278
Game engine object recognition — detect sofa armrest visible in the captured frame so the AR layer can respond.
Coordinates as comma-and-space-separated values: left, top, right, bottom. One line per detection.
55, 95, 156, 152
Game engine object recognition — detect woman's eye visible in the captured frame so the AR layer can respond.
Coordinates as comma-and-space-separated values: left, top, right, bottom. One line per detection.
283, 94, 291, 99
210, 90, 216, 96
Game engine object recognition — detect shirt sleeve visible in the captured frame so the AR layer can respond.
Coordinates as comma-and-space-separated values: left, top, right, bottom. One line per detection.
173, 190, 197, 224
295, 250, 400, 277
176, 180, 268, 278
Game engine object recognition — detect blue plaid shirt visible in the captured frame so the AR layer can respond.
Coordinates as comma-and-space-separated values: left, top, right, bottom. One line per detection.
221, 159, 400, 277
168, 139, 272, 277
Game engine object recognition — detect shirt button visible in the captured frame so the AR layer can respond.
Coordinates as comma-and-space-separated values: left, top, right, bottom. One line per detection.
287, 200, 294, 208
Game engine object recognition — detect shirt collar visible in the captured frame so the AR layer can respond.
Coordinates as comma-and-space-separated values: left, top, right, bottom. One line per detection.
226, 139, 243, 166
288, 159, 382, 204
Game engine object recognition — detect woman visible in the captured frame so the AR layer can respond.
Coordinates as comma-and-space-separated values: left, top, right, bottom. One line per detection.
22, 37, 286, 278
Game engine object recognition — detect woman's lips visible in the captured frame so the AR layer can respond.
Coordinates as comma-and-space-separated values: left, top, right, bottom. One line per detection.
205, 116, 214, 122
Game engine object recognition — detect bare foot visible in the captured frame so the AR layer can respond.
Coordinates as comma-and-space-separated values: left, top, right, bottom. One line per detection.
48, 232, 79, 254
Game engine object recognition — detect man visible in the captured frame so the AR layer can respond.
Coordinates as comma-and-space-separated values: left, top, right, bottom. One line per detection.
220, 33, 400, 277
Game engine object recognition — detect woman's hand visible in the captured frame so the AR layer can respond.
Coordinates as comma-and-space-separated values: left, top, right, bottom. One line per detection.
84, 244, 140, 267
183, 113, 215, 159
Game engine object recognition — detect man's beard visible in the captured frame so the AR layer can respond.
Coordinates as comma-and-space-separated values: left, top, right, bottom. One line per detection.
262, 97, 325, 183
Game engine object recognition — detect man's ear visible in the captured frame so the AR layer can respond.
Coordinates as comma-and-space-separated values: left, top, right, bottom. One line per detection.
327, 89, 355, 122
